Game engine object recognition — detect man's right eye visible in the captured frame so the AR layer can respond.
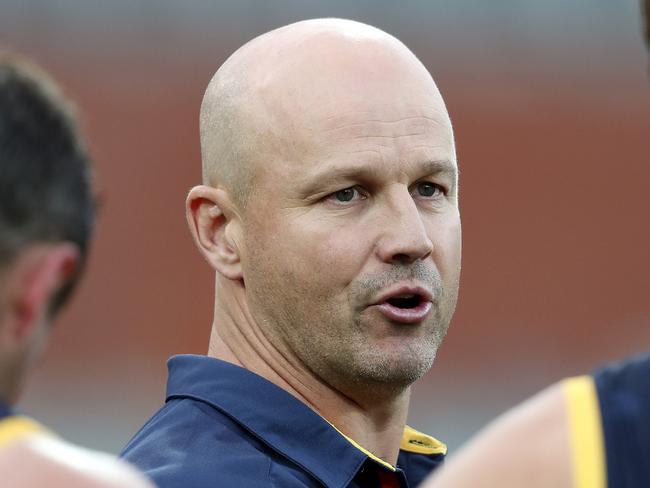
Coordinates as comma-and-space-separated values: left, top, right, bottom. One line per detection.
322, 186, 367, 206
332, 187, 357, 202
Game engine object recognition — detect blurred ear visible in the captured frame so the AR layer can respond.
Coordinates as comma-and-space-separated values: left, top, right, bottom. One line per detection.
186, 185, 243, 280
5, 243, 80, 343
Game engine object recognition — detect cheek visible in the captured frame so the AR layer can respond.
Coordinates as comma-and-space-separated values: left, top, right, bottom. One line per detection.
430, 214, 462, 282
307, 218, 375, 288
247, 215, 371, 293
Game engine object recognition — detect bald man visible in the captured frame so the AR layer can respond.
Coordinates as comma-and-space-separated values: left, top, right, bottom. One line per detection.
122, 18, 461, 488
0, 54, 152, 487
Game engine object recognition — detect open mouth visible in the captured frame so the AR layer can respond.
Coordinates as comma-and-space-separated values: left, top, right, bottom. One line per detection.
385, 294, 423, 309
374, 287, 433, 324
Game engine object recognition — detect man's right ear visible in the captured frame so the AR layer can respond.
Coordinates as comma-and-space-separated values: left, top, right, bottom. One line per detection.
186, 185, 243, 280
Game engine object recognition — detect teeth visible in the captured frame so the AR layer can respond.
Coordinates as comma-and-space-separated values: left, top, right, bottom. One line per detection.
396, 294, 415, 299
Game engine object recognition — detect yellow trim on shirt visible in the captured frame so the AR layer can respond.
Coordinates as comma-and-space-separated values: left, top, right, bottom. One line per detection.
0, 415, 47, 449
326, 421, 447, 472
563, 376, 606, 488
400, 425, 447, 455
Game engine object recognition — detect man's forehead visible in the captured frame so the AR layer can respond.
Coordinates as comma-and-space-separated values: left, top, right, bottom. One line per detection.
261, 128, 457, 181
248, 99, 456, 187
301, 157, 458, 183
318, 106, 451, 137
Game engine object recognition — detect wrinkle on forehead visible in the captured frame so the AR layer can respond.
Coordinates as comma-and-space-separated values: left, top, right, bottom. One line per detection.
321, 113, 452, 141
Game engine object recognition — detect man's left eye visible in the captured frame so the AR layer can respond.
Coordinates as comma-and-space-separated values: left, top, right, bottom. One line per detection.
415, 182, 443, 197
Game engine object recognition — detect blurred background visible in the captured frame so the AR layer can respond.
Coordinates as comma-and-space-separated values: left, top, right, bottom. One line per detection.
2, 0, 648, 453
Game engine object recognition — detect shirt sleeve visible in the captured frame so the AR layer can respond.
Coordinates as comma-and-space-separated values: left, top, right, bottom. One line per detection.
563, 375, 607, 488
0, 415, 48, 450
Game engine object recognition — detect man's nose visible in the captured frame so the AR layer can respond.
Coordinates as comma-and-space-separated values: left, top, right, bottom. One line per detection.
374, 189, 434, 265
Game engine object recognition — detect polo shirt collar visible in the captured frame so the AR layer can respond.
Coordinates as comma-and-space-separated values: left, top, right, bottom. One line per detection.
166, 354, 367, 487
165, 355, 445, 487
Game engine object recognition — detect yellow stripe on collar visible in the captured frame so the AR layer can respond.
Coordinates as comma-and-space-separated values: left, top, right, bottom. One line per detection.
327, 420, 447, 472
400, 425, 447, 455
0, 415, 48, 449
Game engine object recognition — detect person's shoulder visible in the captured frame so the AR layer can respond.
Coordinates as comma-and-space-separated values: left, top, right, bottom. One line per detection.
424, 380, 575, 488
122, 397, 236, 458
122, 397, 278, 486
593, 350, 650, 394
592, 351, 650, 486
0, 433, 153, 487
0, 414, 49, 448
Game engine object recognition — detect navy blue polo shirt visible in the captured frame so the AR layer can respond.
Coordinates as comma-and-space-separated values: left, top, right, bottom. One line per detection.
121, 355, 446, 487
594, 351, 650, 487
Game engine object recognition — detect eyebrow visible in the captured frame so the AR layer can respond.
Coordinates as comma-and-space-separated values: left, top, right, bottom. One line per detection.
418, 159, 459, 192
301, 158, 458, 194
417, 159, 458, 178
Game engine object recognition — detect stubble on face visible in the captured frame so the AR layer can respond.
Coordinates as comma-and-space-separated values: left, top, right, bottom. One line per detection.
346, 262, 452, 384
243, 223, 458, 398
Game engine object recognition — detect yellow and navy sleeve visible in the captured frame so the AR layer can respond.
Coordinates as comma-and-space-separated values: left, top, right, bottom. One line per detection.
0, 415, 47, 451
563, 375, 606, 488
592, 352, 650, 487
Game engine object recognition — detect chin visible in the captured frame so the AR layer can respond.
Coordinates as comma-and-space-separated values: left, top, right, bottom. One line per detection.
353, 346, 437, 387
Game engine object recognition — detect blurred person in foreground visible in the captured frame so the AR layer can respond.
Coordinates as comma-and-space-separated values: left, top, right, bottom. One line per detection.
425, 355, 650, 488
0, 53, 152, 487
122, 18, 461, 488
423, 4, 650, 488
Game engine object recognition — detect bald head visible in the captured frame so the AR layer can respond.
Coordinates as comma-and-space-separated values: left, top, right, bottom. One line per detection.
199, 18, 449, 207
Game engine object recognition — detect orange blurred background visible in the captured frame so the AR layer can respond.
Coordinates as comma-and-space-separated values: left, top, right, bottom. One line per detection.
2, 1, 648, 453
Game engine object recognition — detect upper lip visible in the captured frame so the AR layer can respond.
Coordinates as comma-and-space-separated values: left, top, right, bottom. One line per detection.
372, 284, 434, 305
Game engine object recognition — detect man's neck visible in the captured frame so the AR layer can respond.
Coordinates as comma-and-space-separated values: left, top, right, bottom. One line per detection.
314, 390, 411, 466
208, 300, 411, 466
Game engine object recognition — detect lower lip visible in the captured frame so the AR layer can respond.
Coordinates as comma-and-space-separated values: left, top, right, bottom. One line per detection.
375, 301, 432, 324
